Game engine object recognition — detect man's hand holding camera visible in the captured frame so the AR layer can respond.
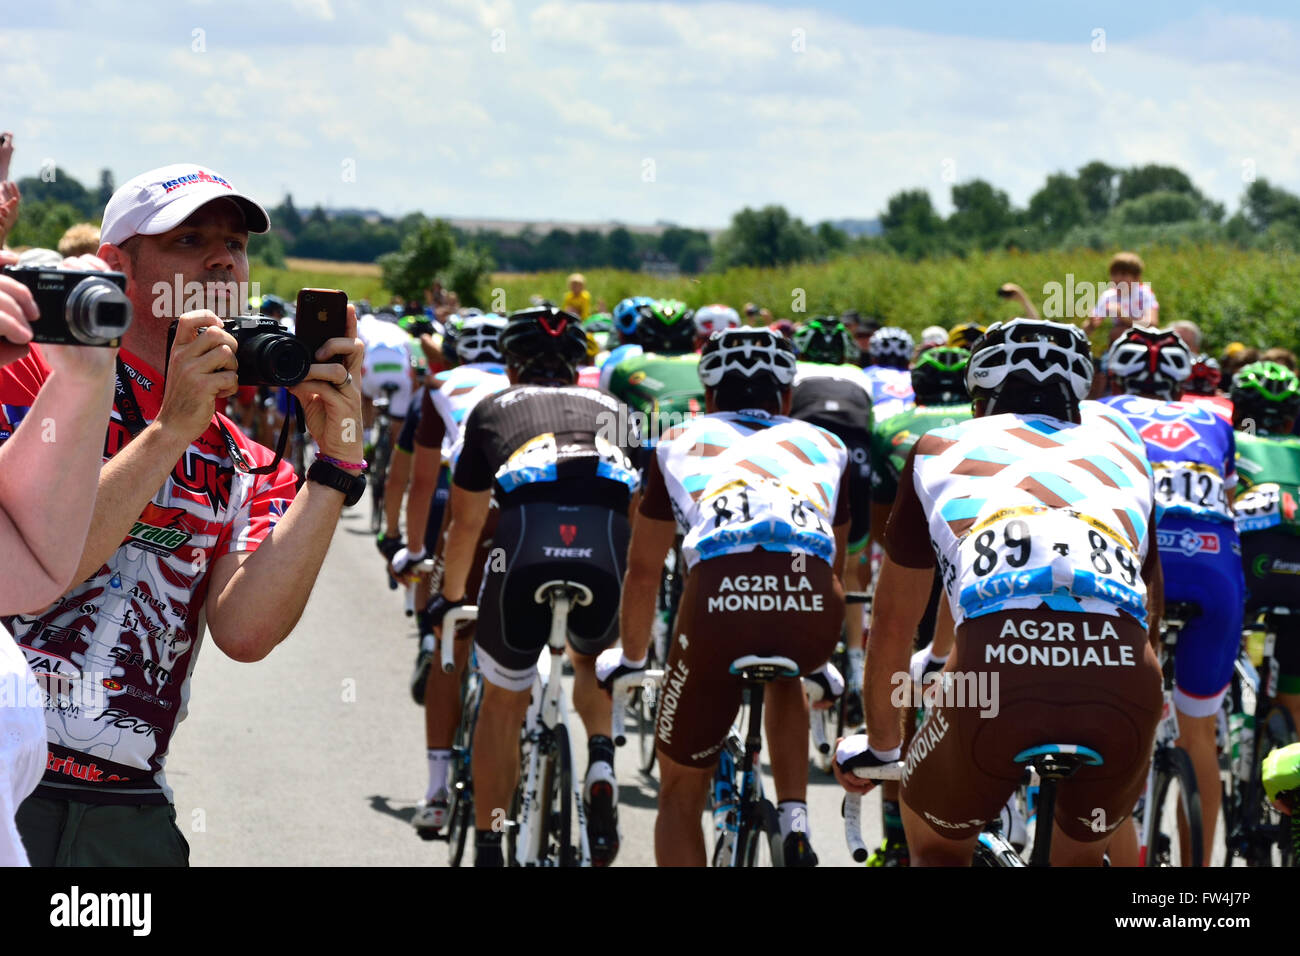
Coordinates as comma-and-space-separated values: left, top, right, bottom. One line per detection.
157, 312, 239, 445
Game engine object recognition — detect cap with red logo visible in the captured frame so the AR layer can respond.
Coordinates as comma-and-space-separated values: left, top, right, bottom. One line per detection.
100, 163, 271, 247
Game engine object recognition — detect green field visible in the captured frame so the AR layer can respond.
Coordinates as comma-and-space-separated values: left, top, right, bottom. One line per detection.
256, 245, 1300, 356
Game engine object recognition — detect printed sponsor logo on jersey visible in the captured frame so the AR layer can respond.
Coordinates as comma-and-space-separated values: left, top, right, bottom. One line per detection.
108, 646, 173, 684
1156, 528, 1220, 557
22, 647, 80, 687
559, 524, 577, 546
126, 504, 192, 555
101, 679, 123, 691
882, 380, 912, 399
1139, 420, 1197, 453
46, 753, 129, 783
93, 707, 163, 737
542, 546, 594, 558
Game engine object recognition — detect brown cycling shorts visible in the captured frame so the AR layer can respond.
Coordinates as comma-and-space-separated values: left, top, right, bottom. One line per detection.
901, 608, 1162, 843
656, 550, 843, 768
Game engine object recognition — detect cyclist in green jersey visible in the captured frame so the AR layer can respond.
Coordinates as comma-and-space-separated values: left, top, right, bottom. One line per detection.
864, 345, 973, 865
1232, 361, 1300, 731
599, 299, 706, 453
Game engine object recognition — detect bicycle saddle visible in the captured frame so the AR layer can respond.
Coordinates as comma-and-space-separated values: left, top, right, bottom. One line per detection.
1013, 743, 1104, 780
728, 655, 800, 682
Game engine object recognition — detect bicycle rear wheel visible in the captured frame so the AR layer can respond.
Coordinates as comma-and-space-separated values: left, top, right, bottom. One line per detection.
1145, 745, 1203, 867
737, 799, 784, 867
538, 724, 579, 866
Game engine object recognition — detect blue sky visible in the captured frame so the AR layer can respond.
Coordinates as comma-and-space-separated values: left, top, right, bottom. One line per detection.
3, 0, 1297, 229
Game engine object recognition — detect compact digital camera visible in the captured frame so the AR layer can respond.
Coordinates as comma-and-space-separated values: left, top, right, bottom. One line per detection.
1, 265, 133, 347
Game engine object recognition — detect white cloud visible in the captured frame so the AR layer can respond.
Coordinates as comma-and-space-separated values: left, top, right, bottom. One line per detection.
1, 0, 1297, 230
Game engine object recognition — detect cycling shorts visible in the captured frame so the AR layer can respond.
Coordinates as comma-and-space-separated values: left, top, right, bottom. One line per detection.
656, 550, 843, 768
1241, 529, 1300, 694
1157, 518, 1244, 716
901, 609, 1161, 843
362, 344, 412, 416
474, 501, 628, 692
397, 388, 426, 455
802, 417, 871, 552
421, 465, 451, 555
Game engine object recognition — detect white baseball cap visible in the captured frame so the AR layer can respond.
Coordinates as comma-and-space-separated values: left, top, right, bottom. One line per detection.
100, 163, 270, 247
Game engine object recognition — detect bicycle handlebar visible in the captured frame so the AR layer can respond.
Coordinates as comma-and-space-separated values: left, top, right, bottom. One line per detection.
440, 605, 479, 673
610, 669, 664, 746
841, 761, 905, 864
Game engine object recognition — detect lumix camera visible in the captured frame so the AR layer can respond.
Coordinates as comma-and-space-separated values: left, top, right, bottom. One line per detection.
1, 265, 133, 347
167, 315, 312, 387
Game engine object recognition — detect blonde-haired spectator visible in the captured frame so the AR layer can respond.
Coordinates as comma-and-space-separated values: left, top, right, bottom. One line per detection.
1083, 251, 1159, 343
562, 272, 590, 319
56, 222, 101, 257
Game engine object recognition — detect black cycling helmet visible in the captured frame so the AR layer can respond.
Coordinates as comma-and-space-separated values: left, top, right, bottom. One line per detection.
635, 299, 696, 355
911, 346, 971, 406
967, 318, 1094, 418
499, 306, 589, 384
793, 316, 858, 365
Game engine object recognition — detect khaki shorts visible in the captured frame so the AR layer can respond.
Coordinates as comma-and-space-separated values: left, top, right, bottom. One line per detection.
16, 795, 191, 867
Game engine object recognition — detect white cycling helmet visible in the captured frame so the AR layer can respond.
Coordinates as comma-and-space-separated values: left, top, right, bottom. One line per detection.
920, 325, 948, 348
1105, 327, 1192, 400
868, 326, 915, 362
694, 303, 741, 337
698, 327, 798, 389
966, 317, 1094, 409
455, 313, 508, 363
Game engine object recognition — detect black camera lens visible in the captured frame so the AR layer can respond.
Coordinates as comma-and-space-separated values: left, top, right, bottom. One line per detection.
65, 276, 133, 346
243, 331, 311, 386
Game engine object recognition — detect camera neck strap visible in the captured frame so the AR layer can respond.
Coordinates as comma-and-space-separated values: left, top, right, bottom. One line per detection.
114, 358, 301, 477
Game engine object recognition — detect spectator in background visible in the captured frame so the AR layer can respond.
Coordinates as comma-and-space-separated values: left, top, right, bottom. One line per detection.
0, 249, 120, 866
1262, 347, 1298, 372
1221, 343, 1260, 383
1083, 251, 1159, 343
998, 282, 1040, 319
0, 131, 16, 249
56, 223, 101, 258
1171, 320, 1202, 355
562, 272, 591, 319
743, 302, 760, 324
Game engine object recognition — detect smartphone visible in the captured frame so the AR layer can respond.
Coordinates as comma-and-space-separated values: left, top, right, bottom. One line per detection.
295, 288, 348, 366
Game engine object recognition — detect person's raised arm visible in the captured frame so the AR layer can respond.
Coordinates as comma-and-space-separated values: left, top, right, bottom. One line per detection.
0, 262, 117, 610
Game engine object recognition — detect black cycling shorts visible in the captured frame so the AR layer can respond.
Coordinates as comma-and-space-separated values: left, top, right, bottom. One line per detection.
474, 501, 629, 691
396, 388, 425, 455
1242, 530, 1300, 693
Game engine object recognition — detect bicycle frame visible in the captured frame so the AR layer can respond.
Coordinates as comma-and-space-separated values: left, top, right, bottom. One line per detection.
513, 588, 592, 867
1136, 619, 1185, 864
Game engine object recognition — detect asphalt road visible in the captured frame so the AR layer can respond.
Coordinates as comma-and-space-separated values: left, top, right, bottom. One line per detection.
166, 493, 878, 867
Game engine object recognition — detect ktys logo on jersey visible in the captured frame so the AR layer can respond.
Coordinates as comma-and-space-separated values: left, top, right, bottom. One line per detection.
1157, 528, 1221, 557
126, 503, 193, 556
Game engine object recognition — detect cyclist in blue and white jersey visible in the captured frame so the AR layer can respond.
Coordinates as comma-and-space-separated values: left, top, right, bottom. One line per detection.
862, 326, 916, 422
1100, 327, 1241, 863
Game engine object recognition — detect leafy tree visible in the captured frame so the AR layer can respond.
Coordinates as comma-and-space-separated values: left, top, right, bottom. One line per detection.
95, 169, 115, 211
1239, 178, 1300, 233
879, 190, 947, 258
947, 179, 1013, 248
273, 194, 303, 236
6, 200, 82, 251
17, 168, 95, 218
440, 245, 495, 309
1026, 173, 1087, 235
1110, 190, 1203, 226
606, 226, 639, 270
378, 219, 456, 301
716, 205, 823, 268
1077, 161, 1118, 220
1116, 164, 1198, 202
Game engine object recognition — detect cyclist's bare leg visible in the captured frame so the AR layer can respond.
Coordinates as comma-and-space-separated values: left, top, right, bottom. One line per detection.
1049, 823, 1107, 866
845, 556, 865, 657
424, 629, 469, 751
471, 682, 532, 830
899, 798, 980, 865
1174, 712, 1218, 863
765, 675, 810, 803
567, 648, 612, 742
1106, 816, 1139, 866
655, 753, 712, 866
381, 418, 407, 535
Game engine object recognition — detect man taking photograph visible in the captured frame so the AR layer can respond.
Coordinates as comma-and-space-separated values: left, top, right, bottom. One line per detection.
0, 163, 366, 866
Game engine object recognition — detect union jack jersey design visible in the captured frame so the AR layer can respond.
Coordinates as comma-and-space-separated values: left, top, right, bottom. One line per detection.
656, 410, 849, 570
0, 347, 296, 804
1101, 394, 1236, 524
911, 402, 1156, 627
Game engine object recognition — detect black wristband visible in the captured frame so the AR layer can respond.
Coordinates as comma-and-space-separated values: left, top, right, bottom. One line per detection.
307, 459, 367, 506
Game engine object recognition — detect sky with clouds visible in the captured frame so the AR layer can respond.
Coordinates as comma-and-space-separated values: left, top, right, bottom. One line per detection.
2, 0, 1297, 229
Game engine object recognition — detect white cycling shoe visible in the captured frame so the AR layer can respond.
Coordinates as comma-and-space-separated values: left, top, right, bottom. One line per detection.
412, 794, 449, 839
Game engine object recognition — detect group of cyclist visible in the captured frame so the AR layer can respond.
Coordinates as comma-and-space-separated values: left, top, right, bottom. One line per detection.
352, 283, 1300, 866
